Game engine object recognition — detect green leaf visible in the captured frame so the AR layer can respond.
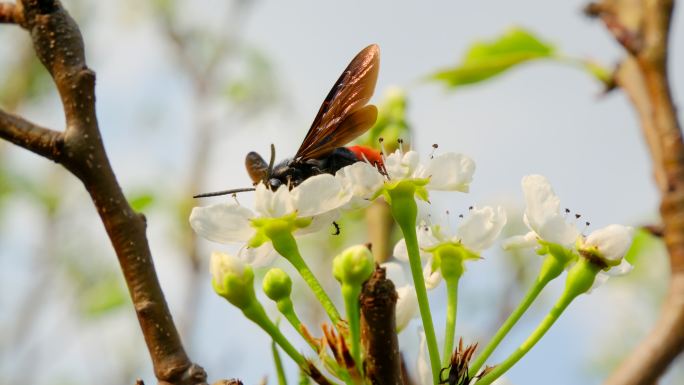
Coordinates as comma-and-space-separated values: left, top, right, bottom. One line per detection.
431, 27, 556, 88
129, 192, 156, 212
623, 228, 661, 265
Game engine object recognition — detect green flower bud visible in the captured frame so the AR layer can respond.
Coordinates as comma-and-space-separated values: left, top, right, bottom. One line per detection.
210, 251, 257, 310
263, 268, 293, 302
333, 245, 375, 286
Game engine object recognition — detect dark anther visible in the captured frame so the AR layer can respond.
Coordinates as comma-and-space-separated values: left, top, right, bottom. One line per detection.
565, 208, 571, 214
575, 214, 581, 219
432, 143, 439, 148
468, 206, 473, 210
586, 221, 591, 226
378, 137, 384, 143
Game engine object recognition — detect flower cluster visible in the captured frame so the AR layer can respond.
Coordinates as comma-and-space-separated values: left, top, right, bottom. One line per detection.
189, 146, 634, 385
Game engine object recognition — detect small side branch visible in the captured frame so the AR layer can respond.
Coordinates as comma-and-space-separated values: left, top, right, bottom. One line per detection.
360, 266, 404, 385
0, 109, 63, 161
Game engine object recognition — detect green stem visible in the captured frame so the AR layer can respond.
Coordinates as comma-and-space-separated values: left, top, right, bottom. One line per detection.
442, 278, 459, 367
243, 302, 307, 367
469, 254, 564, 376
270, 231, 342, 325
272, 340, 288, 385
341, 284, 363, 370
389, 191, 441, 385
476, 290, 577, 385
277, 298, 319, 353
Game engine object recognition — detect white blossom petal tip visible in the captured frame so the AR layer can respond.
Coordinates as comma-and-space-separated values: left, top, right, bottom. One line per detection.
422, 152, 475, 192
521, 174, 579, 246
456, 205, 507, 251
189, 203, 255, 244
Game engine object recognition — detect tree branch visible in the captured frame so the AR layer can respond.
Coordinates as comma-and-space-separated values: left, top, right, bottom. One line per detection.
1, 1, 207, 384
360, 266, 404, 385
587, 1, 684, 384
0, 109, 63, 161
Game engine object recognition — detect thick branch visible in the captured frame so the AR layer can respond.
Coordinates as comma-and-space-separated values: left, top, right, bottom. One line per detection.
0, 1, 207, 384
360, 266, 403, 385
0, 109, 63, 160
588, 1, 684, 384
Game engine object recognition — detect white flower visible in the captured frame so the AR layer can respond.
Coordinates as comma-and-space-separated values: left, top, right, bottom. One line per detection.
382, 262, 418, 331
504, 175, 579, 249
335, 148, 476, 207
417, 330, 432, 385
393, 206, 507, 289
578, 224, 634, 291
190, 174, 350, 266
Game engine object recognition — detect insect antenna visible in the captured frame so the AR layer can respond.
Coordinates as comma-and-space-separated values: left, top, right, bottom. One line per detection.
193, 187, 256, 199
266, 143, 276, 179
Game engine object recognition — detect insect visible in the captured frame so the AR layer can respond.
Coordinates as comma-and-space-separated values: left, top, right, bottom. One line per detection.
194, 44, 383, 199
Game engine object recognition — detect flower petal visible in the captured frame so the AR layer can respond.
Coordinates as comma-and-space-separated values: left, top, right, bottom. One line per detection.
417, 330, 432, 385
381, 262, 408, 287
606, 258, 633, 276
457, 206, 507, 251
190, 203, 255, 244
423, 256, 443, 289
393, 239, 410, 261
238, 244, 277, 267
420, 152, 475, 192
521, 175, 578, 246
335, 162, 385, 206
291, 174, 350, 217
254, 183, 295, 218
584, 224, 634, 263
502, 231, 538, 250
296, 210, 340, 235
385, 150, 420, 180
395, 285, 419, 332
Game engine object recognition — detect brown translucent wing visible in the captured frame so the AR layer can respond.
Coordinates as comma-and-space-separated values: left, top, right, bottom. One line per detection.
295, 44, 380, 160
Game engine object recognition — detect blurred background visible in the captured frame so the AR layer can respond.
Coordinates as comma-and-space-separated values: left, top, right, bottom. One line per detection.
1, 0, 683, 384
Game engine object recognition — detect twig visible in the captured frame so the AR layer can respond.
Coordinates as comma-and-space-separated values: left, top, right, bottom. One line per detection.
360, 266, 403, 385
587, 1, 684, 384
0, 1, 207, 384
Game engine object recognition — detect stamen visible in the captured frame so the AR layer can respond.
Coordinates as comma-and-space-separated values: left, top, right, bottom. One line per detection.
582, 221, 591, 234
564, 208, 571, 218
430, 143, 439, 159
445, 210, 456, 235
397, 138, 404, 155
469, 205, 474, 211
232, 193, 240, 205
378, 137, 388, 157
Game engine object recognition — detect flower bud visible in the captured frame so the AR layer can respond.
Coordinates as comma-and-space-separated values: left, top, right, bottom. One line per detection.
263, 268, 292, 302
333, 245, 375, 287
210, 251, 256, 310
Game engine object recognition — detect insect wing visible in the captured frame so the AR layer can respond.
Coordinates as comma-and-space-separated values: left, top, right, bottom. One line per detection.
295, 44, 380, 160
